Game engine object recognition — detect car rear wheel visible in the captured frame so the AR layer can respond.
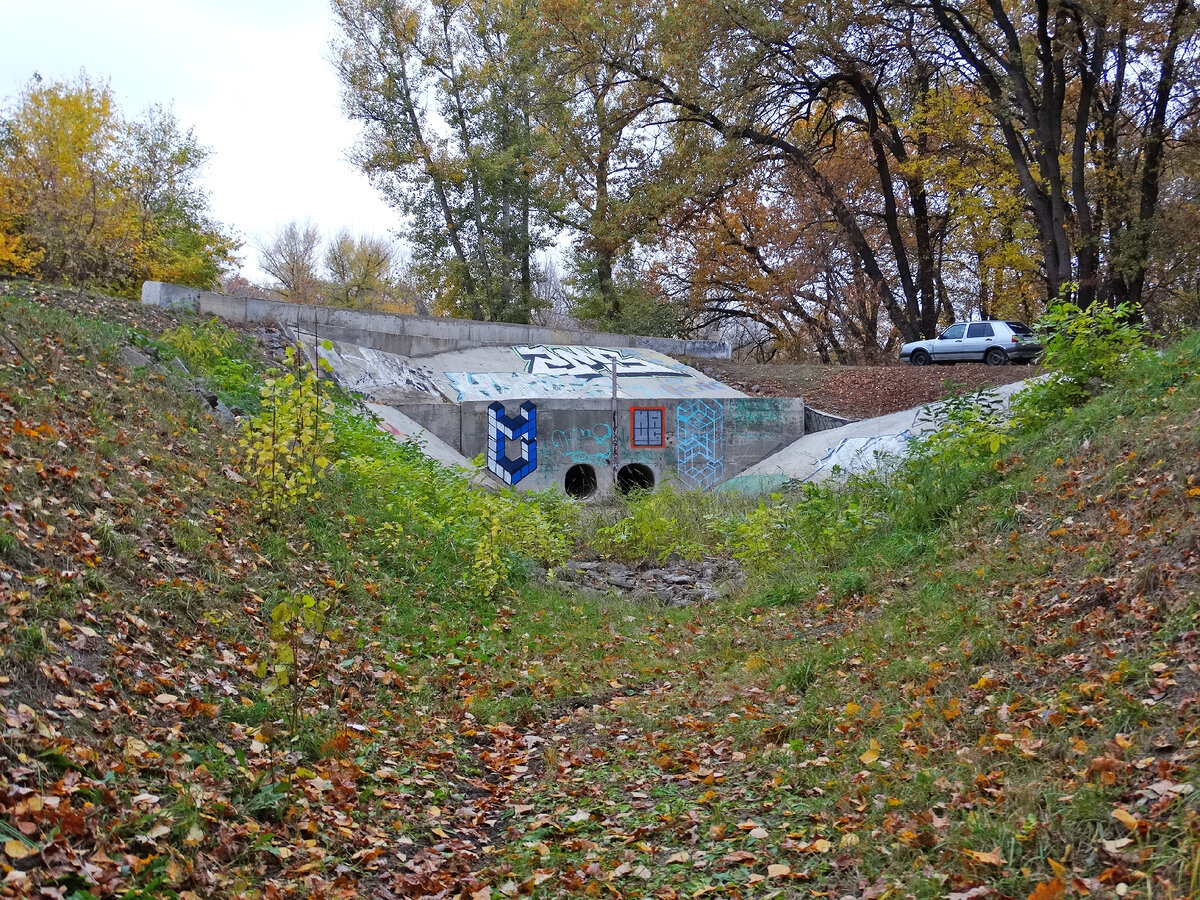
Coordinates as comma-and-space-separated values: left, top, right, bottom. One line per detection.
985, 347, 1008, 366
910, 349, 931, 366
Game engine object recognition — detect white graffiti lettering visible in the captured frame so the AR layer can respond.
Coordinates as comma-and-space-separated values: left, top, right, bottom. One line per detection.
514, 345, 684, 379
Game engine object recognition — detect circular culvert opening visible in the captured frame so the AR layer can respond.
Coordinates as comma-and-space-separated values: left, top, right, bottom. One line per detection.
616, 463, 655, 494
564, 464, 598, 499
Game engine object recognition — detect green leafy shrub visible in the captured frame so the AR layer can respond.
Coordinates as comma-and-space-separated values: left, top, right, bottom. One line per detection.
331, 410, 573, 601
158, 316, 239, 364
205, 357, 260, 412
727, 387, 1022, 583
261, 590, 344, 729
591, 484, 738, 564
919, 388, 1015, 465
1021, 298, 1150, 412
729, 481, 883, 578
240, 348, 336, 523
873, 386, 1022, 528
158, 317, 262, 412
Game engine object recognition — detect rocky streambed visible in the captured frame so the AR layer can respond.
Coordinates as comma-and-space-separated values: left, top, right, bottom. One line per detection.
547, 557, 744, 607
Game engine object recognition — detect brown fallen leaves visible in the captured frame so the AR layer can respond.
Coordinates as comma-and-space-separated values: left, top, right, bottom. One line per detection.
2, 286, 1198, 899
693, 358, 1033, 418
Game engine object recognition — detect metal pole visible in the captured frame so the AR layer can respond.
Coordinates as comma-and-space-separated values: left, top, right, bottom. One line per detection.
611, 358, 619, 487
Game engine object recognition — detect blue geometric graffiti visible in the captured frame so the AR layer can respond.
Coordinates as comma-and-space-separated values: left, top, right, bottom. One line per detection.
676, 399, 723, 489
487, 401, 537, 485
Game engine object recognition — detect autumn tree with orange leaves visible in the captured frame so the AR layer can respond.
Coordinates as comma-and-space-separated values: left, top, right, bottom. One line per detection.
333, 0, 1200, 352
541, 0, 1050, 350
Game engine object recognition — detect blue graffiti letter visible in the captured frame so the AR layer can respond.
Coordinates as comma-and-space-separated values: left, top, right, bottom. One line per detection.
487, 401, 537, 485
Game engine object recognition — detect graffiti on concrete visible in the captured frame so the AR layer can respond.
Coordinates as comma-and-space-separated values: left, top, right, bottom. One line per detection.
726, 399, 788, 438
445, 371, 741, 402
659, 377, 729, 398
550, 423, 612, 466
514, 345, 684, 380
809, 430, 916, 479
317, 343, 439, 399
446, 372, 511, 402
676, 399, 724, 489
630, 407, 665, 448
487, 401, 537, 485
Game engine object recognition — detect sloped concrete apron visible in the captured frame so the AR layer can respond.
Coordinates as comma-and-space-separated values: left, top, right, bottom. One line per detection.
722, 378, 1035, 492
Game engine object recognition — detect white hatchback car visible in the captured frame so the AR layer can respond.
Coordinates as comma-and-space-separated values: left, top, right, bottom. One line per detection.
900, 320, 1042, 367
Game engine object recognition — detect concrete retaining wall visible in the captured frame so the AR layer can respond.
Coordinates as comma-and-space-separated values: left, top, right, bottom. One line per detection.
142, 281, 731, 360
804, 406, 856, 433
393, 395, 805, 496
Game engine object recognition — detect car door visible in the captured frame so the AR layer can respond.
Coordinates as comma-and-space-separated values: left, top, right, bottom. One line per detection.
935, 323, 967, 360
963, 322, 996, 360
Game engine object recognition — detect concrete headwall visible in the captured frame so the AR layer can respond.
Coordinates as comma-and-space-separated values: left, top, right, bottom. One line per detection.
394, 395, 805, 496
141, 281, 731, 360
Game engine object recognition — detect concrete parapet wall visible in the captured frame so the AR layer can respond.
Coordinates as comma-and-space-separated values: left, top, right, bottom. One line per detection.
141, 281, 731, 360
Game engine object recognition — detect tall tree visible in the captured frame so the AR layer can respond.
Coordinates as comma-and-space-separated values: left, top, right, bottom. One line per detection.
656, 158, 899, 362
0, 74, 134, 289
324, 230, 397, 308
332, 0, 552, 323
0, 74, 236, 294
126, 104, 237, 289
258, 220, 323, 304
531, 39, 679, 326
924, 0, 1200, 323
539, 59, 647, 322
330, 0, 1200, 346
543, 0, 1005, 341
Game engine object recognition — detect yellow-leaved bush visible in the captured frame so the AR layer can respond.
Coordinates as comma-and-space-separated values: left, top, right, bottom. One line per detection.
0, 73, 237, 294
240, 349, 336, 523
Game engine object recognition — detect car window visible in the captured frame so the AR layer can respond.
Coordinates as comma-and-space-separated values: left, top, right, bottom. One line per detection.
966, 323, 994, 338
1005, 321, 1033, 335
941, 324, 966, 339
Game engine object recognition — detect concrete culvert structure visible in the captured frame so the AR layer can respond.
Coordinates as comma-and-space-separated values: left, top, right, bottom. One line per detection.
564, 464, 598, 499
142, 281, 828, 496
616, 463, 655, 493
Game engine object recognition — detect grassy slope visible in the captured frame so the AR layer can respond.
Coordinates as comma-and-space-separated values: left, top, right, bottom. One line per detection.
0, 284, 1197, 900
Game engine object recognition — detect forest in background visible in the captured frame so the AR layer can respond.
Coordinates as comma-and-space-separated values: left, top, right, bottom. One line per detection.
4, 0, 1200, 362
330, 0, 1200, 359
0, 74, 238, 299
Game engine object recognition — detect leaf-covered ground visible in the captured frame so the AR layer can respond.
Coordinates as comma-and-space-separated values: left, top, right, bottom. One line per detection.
0, 284, 1197, 900
688, 359, 1035, 419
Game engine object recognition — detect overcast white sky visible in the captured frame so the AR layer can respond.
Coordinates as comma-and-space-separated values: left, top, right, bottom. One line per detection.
0, 0, 399, 281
